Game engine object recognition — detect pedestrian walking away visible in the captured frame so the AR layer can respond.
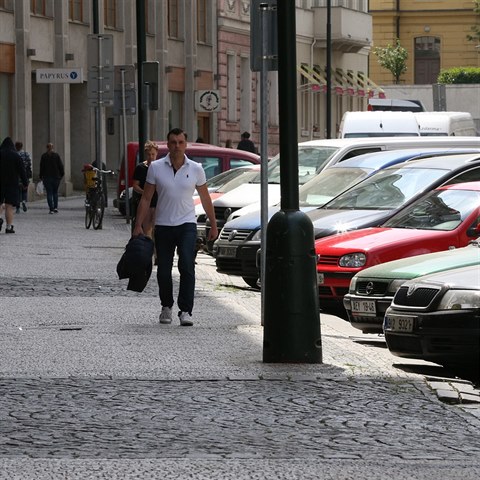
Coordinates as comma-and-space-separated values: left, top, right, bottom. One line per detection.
39, 143, 65, 214
133, 128, 218, 327
132, 141, 159, 237
237, 131, 256, 153
0, 137, 29, 234
15, 141, 32, 213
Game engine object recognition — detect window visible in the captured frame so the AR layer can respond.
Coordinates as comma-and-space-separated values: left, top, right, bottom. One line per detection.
31, 0, 46, 15
197, 0, 207, 43
168, 0, 179, 38
227, 53, 237, 122
0, 0, 13, 10
104, 0, 116, 28
69, 0, 83, 22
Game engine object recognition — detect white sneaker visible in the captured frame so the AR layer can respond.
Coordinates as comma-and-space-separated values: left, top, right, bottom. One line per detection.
159, 306, 173, 324
179, 311, 193, 326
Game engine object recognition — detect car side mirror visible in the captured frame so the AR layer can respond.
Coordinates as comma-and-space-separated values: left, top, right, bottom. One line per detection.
467, 223, 480, 238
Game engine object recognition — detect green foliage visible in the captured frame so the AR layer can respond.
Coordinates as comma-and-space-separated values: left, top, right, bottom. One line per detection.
466, 0, 480, 43
437, 67, 480, 84
373, 39, 408, 84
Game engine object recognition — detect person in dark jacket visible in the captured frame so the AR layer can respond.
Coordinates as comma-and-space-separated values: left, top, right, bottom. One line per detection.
237, 131, 256, 153
0, 136, 28, 234
39, 142, 65, 214
15, 141, 32, 213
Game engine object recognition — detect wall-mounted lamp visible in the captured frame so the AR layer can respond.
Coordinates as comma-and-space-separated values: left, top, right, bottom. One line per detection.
65, 53, 74, 61
424, 25, 431, 33
165, 66, 173, 73
213, 73, 221, 81
26, 48, 36, 57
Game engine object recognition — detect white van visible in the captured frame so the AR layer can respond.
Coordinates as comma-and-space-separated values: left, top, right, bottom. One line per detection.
338, 111, 420, 138
414, 112, 477, 136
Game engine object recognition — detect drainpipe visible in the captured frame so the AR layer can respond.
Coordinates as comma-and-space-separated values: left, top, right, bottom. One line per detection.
396, 0, 400, 40
310, 37, 317, 140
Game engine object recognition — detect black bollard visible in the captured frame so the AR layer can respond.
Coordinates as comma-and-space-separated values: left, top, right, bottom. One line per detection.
263, 209, 322, 363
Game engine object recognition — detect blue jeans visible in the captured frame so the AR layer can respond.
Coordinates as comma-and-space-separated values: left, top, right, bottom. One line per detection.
154, 223, 197, 314
43, 176, 61, 211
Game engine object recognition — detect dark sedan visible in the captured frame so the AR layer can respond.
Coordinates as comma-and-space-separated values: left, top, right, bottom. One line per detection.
384, 265, 480, 369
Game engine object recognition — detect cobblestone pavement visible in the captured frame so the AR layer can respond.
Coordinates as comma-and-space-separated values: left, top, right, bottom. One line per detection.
0, 195, 479, 479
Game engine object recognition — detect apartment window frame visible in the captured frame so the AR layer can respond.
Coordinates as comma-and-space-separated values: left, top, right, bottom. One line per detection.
31, 0, 46, 16
197, 0, 207, 44
69, 0, 83, 22
227, 53, 237, 123
168, 0, 179, 39
0, 0, 13, 11
104, 0, 117, 29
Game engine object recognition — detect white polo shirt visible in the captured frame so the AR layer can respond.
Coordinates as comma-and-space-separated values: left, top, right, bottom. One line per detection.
146, 154, 206, 226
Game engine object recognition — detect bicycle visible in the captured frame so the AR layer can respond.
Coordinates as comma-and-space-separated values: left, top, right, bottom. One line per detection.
83, 164, 115, 230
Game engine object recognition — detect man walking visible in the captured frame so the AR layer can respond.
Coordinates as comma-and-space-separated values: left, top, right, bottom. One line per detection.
39, 143, 64, 214
133, 128, 218, 326
0, 137, 29, 234
15, 141, 32, 212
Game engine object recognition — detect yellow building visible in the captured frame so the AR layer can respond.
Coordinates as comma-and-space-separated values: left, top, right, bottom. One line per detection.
369, 0, 480, 84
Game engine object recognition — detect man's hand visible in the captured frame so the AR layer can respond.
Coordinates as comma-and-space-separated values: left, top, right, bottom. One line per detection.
132, 225, 144, 237
208, 225, 218, 242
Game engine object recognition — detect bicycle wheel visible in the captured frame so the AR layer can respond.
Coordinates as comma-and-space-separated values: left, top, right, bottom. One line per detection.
93, 193, 105, 230
85, 203, 93, 229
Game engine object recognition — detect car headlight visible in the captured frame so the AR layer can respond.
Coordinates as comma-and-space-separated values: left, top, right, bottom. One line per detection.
349, 276, 357, 292
437, 290, 480, 310
339, 252, 366, 268
251, 229, 262, 241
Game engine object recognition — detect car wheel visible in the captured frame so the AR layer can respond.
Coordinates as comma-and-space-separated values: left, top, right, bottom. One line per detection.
242, 276, 261, 290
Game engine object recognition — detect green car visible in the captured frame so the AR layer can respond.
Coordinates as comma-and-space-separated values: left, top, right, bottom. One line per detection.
343, 241, 480, 334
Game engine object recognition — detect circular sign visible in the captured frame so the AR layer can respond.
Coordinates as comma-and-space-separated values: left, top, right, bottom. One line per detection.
199, 90, 220, 112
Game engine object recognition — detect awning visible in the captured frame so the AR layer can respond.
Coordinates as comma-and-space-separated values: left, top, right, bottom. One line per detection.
298, 64, 385, 98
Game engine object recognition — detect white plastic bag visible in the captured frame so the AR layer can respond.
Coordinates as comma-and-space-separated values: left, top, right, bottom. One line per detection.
36, 180, 45, 196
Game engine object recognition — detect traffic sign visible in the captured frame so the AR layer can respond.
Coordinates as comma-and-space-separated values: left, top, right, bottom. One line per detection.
87, 34, 114, 70
87, 68, 115, 101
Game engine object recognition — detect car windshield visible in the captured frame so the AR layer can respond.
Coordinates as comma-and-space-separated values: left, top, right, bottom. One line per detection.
324, 166, 450, 210
250, 145, 339, 185
299, 167, 372, 207
383, 189, 480, 230
216, 169, 260, 193
207, 168, 248, 189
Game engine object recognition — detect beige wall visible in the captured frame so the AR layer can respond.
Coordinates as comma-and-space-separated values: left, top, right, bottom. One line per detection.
369, 0, 480, 84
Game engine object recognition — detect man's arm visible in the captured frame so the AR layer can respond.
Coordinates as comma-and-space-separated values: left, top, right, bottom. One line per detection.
132, 182, 156, 236
196, 183, 218, 241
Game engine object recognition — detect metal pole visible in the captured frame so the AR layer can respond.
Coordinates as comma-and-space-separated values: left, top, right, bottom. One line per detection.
263, 0, 322, 364
326, 0, 332, 139
121, 68, 131, 224
136, 1, 146, 166
260, 3, 269, 326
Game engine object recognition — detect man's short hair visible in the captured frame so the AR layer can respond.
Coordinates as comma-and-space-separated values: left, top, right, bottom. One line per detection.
167, 128, 187, 140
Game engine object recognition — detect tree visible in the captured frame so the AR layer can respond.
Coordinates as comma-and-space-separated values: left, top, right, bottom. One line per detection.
373, 39, 408, 84
466, 0, 480, 44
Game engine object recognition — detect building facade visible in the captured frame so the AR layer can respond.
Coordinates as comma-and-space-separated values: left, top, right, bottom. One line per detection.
369, 0, 480, 85
0, 0, 376, 193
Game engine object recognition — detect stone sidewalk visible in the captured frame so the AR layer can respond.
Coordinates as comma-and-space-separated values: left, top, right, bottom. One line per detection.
0, 194, 479, 479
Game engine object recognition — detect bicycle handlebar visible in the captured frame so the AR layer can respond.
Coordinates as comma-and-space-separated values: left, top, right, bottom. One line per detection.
83, 164, 115, 175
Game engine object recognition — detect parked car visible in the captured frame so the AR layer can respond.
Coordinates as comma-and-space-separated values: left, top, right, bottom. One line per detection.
344, 241, 480, 334
315, 182, 480, 312
215, 150, 480, 288
114, 142, 260, 215
195, 165, 260, 245
384, 264, 480, 368
206, 137, 480, 246
367, 98, 426, 112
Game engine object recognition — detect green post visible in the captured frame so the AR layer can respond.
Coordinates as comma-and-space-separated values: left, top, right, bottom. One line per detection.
262, 0, 322, 363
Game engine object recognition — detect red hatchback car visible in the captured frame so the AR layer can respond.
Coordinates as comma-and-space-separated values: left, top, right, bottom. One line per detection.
315, 182, 480, 312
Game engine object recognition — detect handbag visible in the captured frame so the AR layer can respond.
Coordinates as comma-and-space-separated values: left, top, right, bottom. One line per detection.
36, 180, 45, 196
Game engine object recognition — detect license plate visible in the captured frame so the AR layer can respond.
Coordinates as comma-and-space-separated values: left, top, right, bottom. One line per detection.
317, 272, 324, 284
351, 300, 376, 316
384, 315, 415, 333
218, 246, 237, 258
